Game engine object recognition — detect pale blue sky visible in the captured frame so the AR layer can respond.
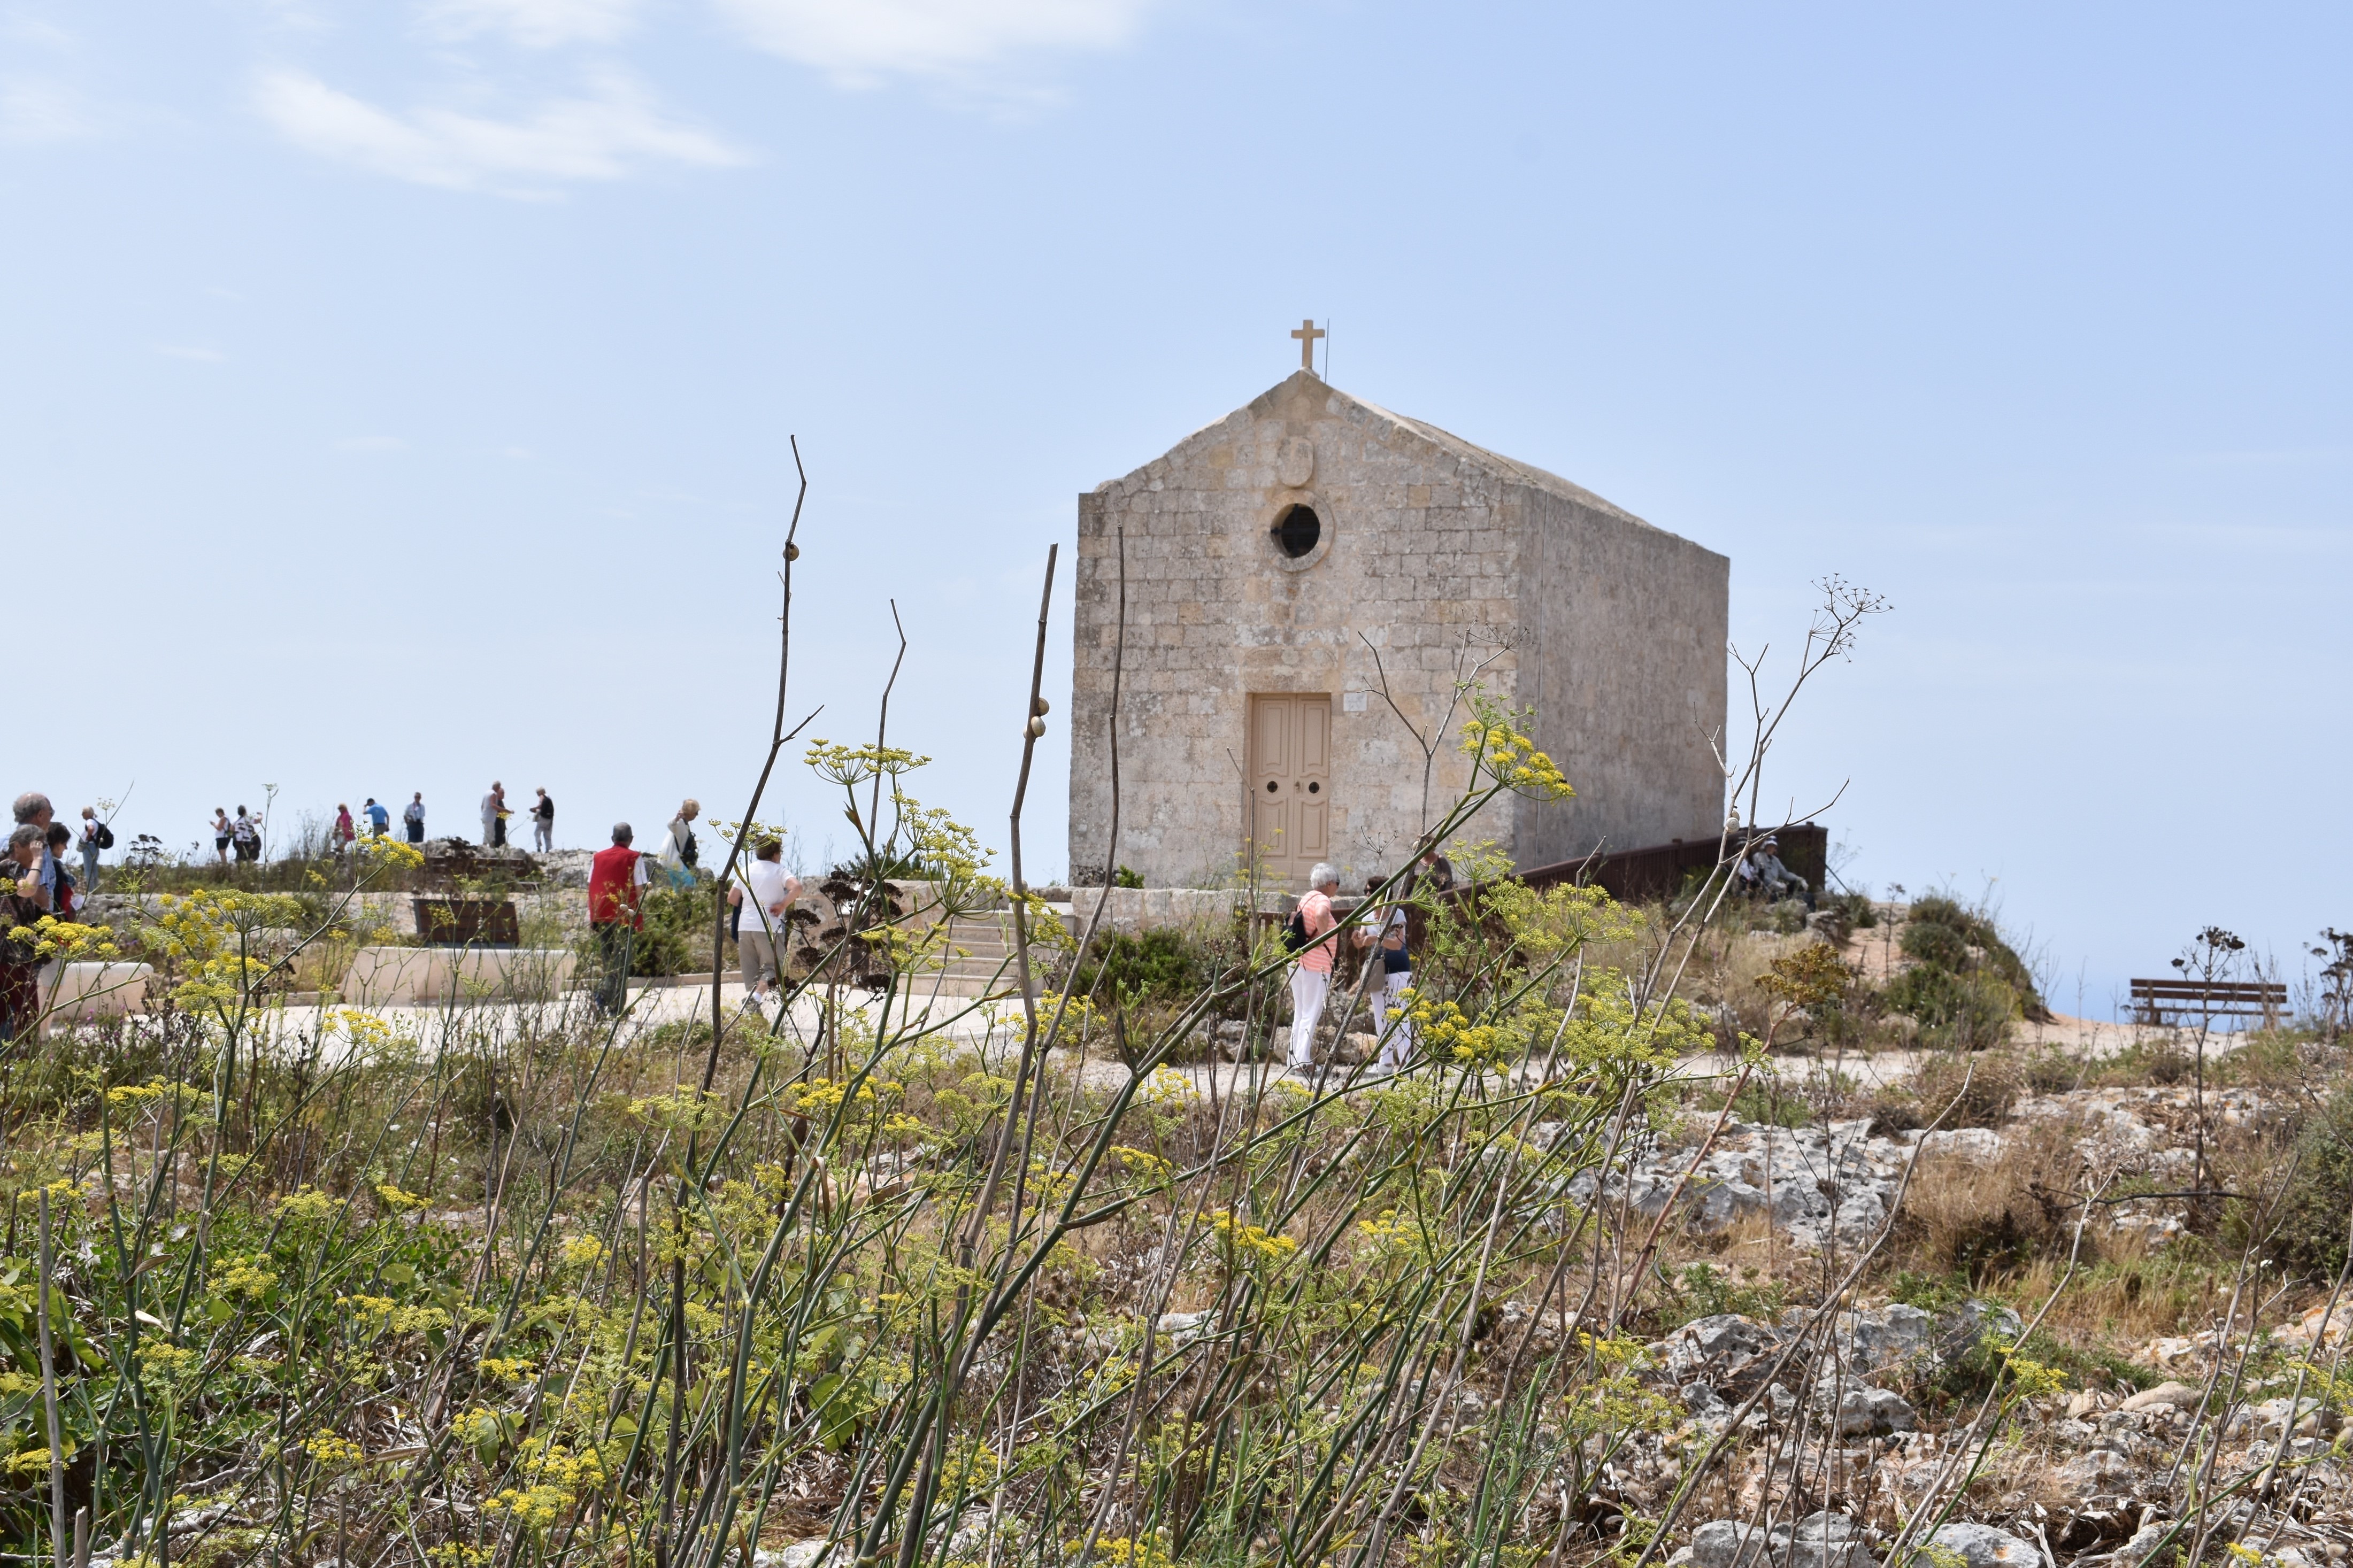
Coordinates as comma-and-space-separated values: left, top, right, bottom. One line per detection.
6, 3, 2347, 1016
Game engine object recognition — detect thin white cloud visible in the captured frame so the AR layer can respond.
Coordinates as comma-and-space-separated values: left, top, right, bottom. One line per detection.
420, 0, 642, 48
712, 0, 1153, 86
253, 66, 745, 195
0, 78, 97, 144
156, 344, 228, 362
3, 16, 78, 51
335, 436, 408, 451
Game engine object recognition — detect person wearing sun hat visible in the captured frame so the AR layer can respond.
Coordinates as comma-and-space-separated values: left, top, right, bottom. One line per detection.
1750, 835, 1815, 910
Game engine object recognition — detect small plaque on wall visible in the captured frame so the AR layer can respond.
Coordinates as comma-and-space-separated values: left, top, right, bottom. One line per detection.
1342, 691, 1368, 713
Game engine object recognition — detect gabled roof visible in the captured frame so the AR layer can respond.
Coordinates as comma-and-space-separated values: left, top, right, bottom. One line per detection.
1114, 370, 1655, 531
1342, 383, 1651, 530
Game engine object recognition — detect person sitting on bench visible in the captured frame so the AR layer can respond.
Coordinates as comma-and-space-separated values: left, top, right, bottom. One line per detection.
1735, 851, 1764, 898
1748, 837, 1816, 910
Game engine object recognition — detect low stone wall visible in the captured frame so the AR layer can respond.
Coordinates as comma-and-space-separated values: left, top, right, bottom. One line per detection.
37, 961, 153, 1032
341, 947, 578, 1006
83, 890, 588, 941
1063, 887, 1290, 935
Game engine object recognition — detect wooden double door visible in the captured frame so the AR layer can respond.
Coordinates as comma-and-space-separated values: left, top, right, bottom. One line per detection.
1247, 693, 1331, 889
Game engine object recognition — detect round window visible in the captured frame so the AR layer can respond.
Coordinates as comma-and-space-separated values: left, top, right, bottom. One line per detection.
1272, 504, 1321, 559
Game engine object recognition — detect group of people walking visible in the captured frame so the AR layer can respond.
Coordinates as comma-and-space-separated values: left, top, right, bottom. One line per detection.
1285, 853, 1443, 1076
583, 802, 798, 1015
210, 806, 263, 863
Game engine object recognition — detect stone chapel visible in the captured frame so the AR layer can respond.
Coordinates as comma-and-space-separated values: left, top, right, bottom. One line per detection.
1067, 366, 1729, 890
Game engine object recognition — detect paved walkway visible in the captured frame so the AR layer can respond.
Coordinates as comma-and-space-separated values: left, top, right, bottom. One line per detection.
125, 979, 2235, 1106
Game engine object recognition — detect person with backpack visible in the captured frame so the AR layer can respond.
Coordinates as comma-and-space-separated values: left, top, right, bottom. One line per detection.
1364, 887, 1416, 1073
659, 799, 701, 888
79, 806, 111, 892
1285, 862, 1343, 1071
232, 806, 261, 864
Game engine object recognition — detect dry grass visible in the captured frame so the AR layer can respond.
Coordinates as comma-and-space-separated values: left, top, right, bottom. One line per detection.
1890, 1124, 2081, 1279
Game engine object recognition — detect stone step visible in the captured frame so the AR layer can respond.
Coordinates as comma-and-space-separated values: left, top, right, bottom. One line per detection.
897, 915, 1058, 990
903, 972, 1028, 1001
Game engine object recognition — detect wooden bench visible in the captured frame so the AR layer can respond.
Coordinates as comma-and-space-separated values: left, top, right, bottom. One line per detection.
2129, 978, 2287, 1027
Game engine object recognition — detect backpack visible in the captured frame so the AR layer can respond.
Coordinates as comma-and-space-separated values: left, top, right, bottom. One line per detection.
93, 822, 115, 850
1281, 908, 1309, 954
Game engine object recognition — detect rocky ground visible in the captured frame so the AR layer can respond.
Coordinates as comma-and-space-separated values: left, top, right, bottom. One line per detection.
740, 1063, 2353, 1568
1554, 1080, 2348, 1568
1565, 1083, 2294, 1255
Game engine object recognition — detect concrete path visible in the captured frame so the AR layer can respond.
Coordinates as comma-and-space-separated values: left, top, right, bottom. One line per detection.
122, 979, 2231, 1109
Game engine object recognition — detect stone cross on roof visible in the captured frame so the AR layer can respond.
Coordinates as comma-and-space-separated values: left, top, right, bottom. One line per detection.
1290, 318, 1324, 372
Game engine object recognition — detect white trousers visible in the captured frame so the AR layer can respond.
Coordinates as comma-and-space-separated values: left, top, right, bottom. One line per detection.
1288, 965, 1331, 1068
1377, 970, 1416, 1069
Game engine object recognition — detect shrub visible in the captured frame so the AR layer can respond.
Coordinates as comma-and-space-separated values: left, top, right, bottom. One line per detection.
2268, 1084, 2353, 1279
1826, 889, 1878, 930
616, 879, 708, 977
1899, 919, 1971, 971
1903, 895, 2048, 1019
1909, 1050, 2022, 1128
2097, 1033, 2192, 1087
1883, 965, 2021, 1049
1665, 1262, 1785, 1327
1888, 1268, 1972, 1311
2019, 1047, 2083, 1094
1075, 926, 1213, 1005
1696, 1080, 1812, 1127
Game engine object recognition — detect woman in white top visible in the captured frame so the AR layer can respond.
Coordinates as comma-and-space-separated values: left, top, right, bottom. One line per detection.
660, 799, 701, 886
727, 835, 801, 1005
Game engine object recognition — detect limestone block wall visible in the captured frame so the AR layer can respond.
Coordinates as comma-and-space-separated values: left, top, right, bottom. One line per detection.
1517, 489, 1730, 866
1072, 377, 1521, 889
1061, 887, 1291, 934
1072, 371, 1725, 890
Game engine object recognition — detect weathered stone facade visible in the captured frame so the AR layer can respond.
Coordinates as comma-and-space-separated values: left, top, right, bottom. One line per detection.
1069, 370, 1727, 890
